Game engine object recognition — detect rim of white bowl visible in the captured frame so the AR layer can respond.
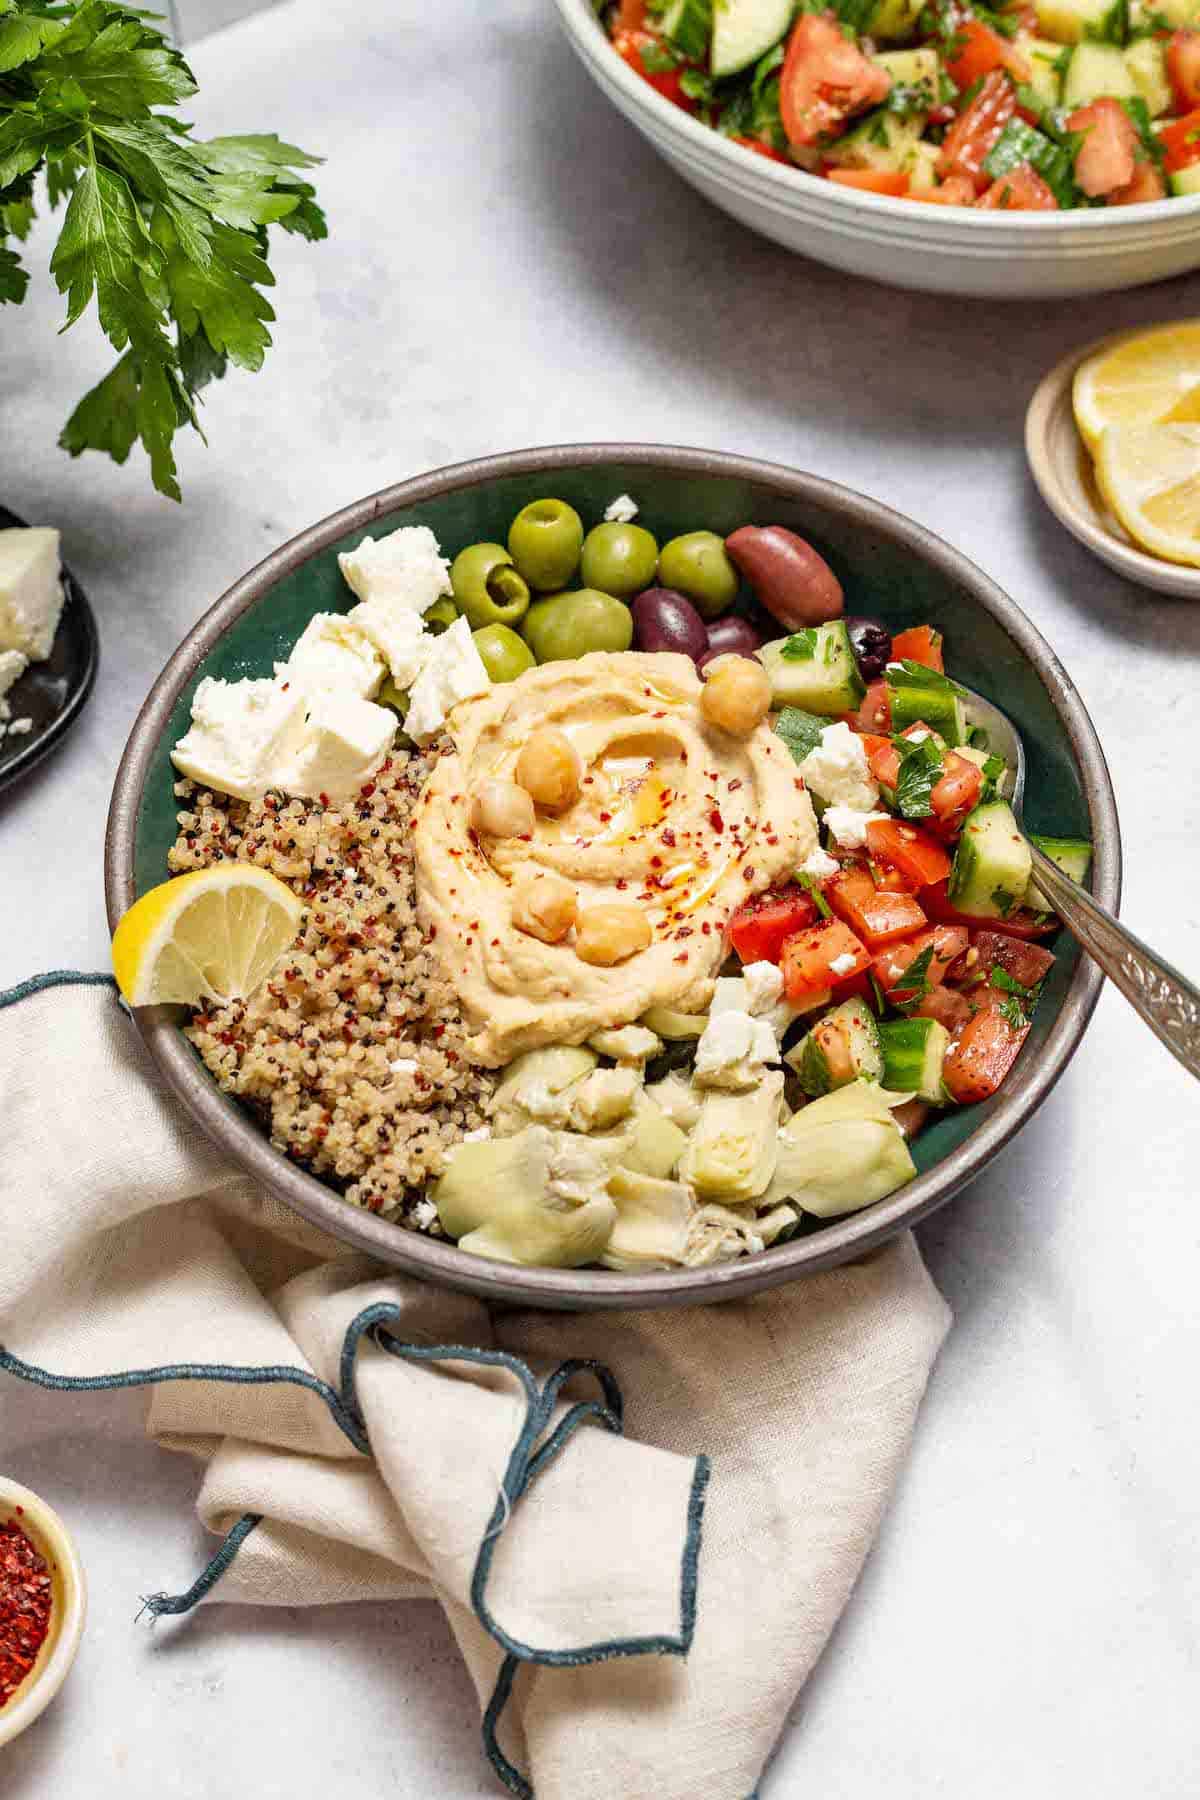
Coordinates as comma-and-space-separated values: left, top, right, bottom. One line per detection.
555, 0, 1200, 235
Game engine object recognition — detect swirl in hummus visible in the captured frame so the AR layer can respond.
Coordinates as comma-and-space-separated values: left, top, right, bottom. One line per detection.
413, 651, 818, 1065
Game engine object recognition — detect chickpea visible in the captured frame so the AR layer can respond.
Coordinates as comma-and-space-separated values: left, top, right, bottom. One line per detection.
471, 778, 536, 839
700, 655, 772, 737
515, 727, 581, 814
574, 903, 652, 967
511, 871, 578, 944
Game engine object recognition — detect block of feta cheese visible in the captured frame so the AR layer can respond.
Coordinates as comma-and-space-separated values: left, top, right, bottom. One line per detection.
797, 721, 880, 813
347, 599, 432, 689
404, 616, 490, 744
337, 526, 450, 614
693, 1009, 779, 1090
279, 612, 385, 701
0, 528, 64, 662
0, 648, 28, 721
282, 692, 396, 801
604, 494, 639, 523
823, 804, 890, 849
171, 675, 311, 802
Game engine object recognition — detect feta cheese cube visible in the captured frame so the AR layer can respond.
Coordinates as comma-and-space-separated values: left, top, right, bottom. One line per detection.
711, 966, 796, 1042
347, 599, 432, 689
404, 616, 490, 744
172, 676, 311, 802
604, 494, 639, 523
823, 805, 890, 849
742, 960, 785, 1016
798, 722, 879, 813
799, 845, 840, 880
0, 648, 28, 721
0, 528, 64, 662
337, 526, 450, 614
280, 612, 384, 700
694, 1009, 779, 1090
282, 692, 397, 801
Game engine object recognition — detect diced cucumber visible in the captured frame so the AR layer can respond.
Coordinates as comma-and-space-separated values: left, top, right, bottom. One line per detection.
1124, 36, 1172, 116
906, 139, 941, 193
758, 622, 866, 715
866, 0, 926, 41
824, 111, 924, 174
1169, 162, 1200, 196
711, 0, 793, 78
790, 998, 884, 1097
947, 800, 1033, 920
959, 743, 1011, 798
1034, 0, 1127, 42
877, 1017, 950, 1103
1132, 0, 1199, 24
1063, 40, 1136, 106
872, 47, 941, 101
1024, 834, 1092, 911
1020, 34, 1068, 108
661, 0, 712, 60
885, 663, 967, 746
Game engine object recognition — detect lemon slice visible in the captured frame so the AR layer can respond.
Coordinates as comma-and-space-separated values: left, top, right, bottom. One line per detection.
1094, 424, 1200, 569
1073, 323, 1200, 453
112, 866, 304, 1006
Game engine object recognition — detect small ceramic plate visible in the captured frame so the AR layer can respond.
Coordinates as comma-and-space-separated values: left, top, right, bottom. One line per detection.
1025, 331, 1200, 601
0, 504, 100, 796
0, 1478, 87, 1747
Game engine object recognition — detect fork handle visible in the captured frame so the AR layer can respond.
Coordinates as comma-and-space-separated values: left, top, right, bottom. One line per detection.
1028, 843, 1200, 1082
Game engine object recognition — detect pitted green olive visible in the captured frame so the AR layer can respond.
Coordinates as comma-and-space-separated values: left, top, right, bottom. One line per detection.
507, 499, 584, 593
449, 542, 530, 629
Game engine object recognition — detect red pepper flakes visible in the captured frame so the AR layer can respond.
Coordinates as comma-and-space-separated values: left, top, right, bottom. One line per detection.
0, 1515, 52, 1709
709, 809, 724, 834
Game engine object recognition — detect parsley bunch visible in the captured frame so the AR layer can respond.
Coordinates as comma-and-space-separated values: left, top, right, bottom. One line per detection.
0, 0, 326, 499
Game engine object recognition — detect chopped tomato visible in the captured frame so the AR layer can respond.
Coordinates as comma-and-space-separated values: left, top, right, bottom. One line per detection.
829, 967, 876, 1004
912, 174, 978, 205
866, 817, 953, 886
613, 29, 696, 110
945, 19, 1031, 95
848, 678, 891, 734
873, 925, 969, 999
977, 163, 1059, 209
951, 928, 1055, 990
612, 0, 649, 24
1108, 159, 1168, 205
889, 625, 943, 672
1168, 30, 1200, 112
780, 917, 872, 999
875, 863, 922, 894
779, 12, 892, 148
928, 751, 984, 839
1066, 99, 1138, 199
913, 984, 976, 1033
827, 867, 928, 948
942, 995, 1029, 1103
1159, 107, 1200, 175
859, 732, 893, 761
939, 71, 1017, 193
730, 136, 794, 165
729, 885, 818, 965
921, 878, 1057, 940
827, 168, 911, 195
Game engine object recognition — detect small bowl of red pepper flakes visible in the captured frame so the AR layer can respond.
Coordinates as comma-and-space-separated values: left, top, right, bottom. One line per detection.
0, 1479, 86, 1748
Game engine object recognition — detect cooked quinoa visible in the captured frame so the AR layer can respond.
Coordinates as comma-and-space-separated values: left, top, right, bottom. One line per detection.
168, 746, 493, 1222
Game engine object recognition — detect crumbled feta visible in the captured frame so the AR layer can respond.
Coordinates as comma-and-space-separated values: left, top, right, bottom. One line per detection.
587, 1024, 662, 1064
337, 525, 450, 614
906, 728, 931, 743
798, 722, 880, 812
712, 971, 796, 1042
799, 844, 840, 880
604, 494, 639, 524
282, 692, 397, 801
823, 805, 891, 849
0, 648, 27, 722
742, 960, 785, 1016
694, 1009, 779, 1090
281, 612, 384, 700
829, 952, 857, 977
404, 616, 490, 743
0, 528, 64, 662
411, 1197, 438, 1230
172, 675, 311, 802
348, 600, 432, 690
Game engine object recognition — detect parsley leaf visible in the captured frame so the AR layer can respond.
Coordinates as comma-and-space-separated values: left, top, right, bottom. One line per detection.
893, 735, 945, 819
774, 706, 827, 764
887, 658, 968, 697
891, 943, 937, 1011
978, 753, 1007, 802
997, 994, 1028, 1030
780, 628, 819, 661
796, 870, 833, 919
991, 967, 1034, 998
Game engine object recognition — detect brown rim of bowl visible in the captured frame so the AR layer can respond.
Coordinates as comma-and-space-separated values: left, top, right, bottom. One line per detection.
105, 443, 1121, 1311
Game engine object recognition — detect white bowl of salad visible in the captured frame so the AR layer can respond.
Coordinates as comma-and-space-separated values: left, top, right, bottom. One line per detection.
556, 0, 1200, 296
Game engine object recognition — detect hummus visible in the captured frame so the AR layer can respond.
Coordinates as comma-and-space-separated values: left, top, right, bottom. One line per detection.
413, 652, 818, 1065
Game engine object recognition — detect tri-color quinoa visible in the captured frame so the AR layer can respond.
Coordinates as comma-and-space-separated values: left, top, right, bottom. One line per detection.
168, 746, 493, 1222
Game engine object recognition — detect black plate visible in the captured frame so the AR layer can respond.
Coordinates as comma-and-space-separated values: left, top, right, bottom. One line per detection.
0, 503, 99, 795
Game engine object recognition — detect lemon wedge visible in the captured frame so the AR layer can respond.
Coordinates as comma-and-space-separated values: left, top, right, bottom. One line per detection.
1094, 424, 1200, 569
1073, 323, 1200, 453
112, 866, 304, 1007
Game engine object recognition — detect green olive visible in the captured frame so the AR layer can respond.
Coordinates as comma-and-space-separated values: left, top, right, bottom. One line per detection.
449, 542, 530, 629
425, 596, 460, 635
520, 589, 634, 665
579, 522, 659, 600
507, 498, 584, 594
377, 678, 415, 748
473, 623, 536, 684
658, 530, 739, 620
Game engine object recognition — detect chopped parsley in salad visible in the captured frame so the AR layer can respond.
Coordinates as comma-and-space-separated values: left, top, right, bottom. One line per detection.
602, 0, 1200, 207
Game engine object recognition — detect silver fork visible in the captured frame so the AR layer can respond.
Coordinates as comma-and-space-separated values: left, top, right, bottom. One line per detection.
959, 685, 1200, 1082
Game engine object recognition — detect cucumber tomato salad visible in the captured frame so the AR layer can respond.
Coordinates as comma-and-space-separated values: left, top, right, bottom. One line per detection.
603, 0, 1200, 207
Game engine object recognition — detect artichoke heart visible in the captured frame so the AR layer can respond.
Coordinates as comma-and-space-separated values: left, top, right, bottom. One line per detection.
644, 1071, 702, 1131
680, 1071, 783, 1205
587, 1024, 663, 1064
617, 1091, 688, 1180
601, 1168, 694, 1270
432, 1125, 618, 1267
684, 1204, 764, 1268
490, 1046, 598, 1135
764, 1117, 915, 1219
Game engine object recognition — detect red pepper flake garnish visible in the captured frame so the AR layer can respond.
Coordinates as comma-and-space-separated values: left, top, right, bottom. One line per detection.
661, 828, 677, 847
319, 793, 330, 807
709, 809, 724, 834
650, 856, 663, 869
599, 812, 612, 823
728, 778, 743, 790
743, 866, 756, 881
701, 921, 712, 934
674, 953, 688, 964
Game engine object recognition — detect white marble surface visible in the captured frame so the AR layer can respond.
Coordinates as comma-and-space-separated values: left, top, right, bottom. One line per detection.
2, 2, 1199, 1794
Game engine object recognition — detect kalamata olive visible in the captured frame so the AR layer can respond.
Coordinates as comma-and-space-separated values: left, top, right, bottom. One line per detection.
631, 587, 709, 662
724, 526, 843, 630
697, 614, 764, 671
844, 615, 892, 682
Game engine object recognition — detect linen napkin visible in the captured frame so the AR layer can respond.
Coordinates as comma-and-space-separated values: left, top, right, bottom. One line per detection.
0, 972, 951, 1799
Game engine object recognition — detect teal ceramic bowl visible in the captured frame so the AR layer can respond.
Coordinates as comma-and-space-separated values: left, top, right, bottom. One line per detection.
105, 445, 1120, 1311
